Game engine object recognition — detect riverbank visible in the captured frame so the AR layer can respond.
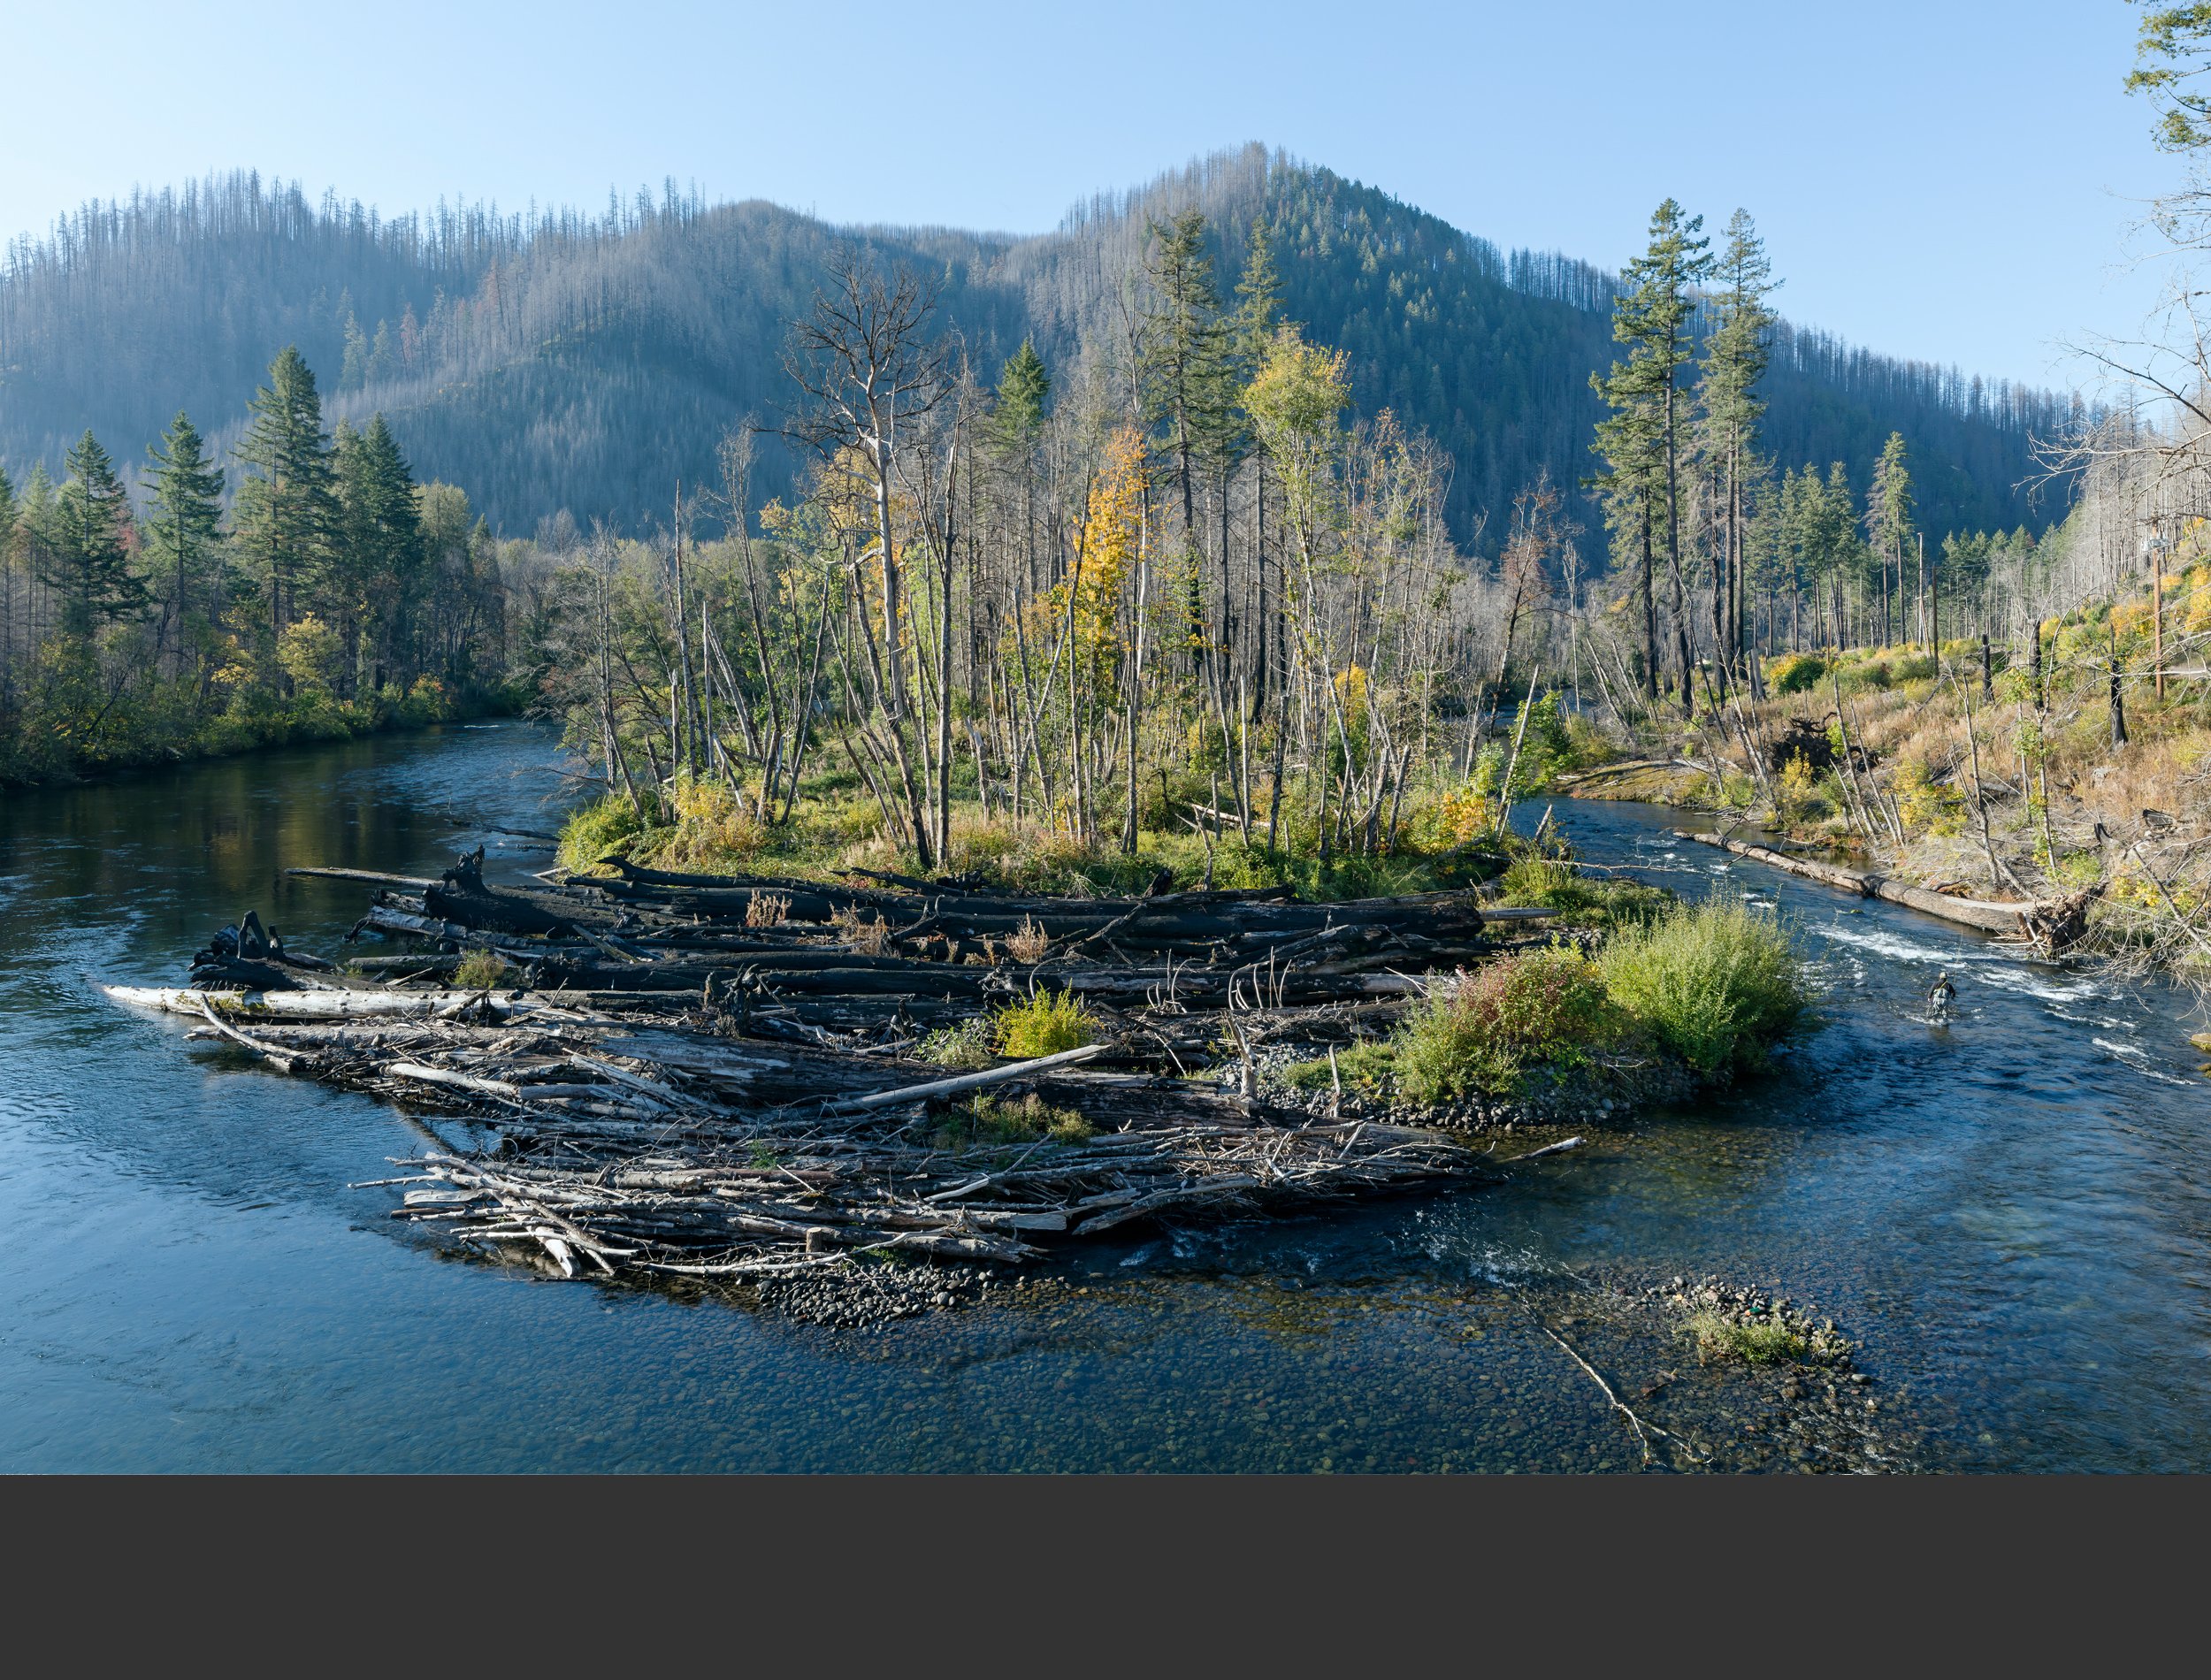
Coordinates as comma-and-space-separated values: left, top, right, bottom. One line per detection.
1565, 607, 2209, 986
0, 676, 525, 790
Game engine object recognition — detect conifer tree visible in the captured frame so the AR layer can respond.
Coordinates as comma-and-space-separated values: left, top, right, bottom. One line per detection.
0, 464, 17, 711
1142, 210, 1234, 669
47, 431, 142, 638
1595, 201, 1710, 701
993, 339, 1050, 451
340, 311, 369, 392
991, 340, 1050, 596
333, 413, 424, 691
233, 346, 337, 642
145, 410, 226, 653
1234, 218, 1284, 700
1697, 209, 1777, 688
1865, 432, 1915, 645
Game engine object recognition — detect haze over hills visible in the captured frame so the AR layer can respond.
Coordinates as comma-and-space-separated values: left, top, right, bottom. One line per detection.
0, 145, 2075, 550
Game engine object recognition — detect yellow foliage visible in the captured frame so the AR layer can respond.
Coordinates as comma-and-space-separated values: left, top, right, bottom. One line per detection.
1776, 752, 1817, 821
1044, 425, 1145, 692
1432, 785, 1495, 845
1894, 754, 1963, 837
647, 775, 765, 867
277, 615, 342, 696
1334, 665, 1371, 715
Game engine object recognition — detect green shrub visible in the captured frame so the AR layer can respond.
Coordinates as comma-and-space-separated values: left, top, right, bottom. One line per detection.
1597, 900, 1805, 1074
558, 793, 646, 873
453, 948, 509, 989
1396, 946, 1624, 1102
1771, 653, 1828, 695
991, 989, 1098, 1058
934, 1092, 1093, 1150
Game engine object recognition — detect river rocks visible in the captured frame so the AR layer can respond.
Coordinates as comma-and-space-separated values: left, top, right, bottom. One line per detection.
753, 1260, 983, 1329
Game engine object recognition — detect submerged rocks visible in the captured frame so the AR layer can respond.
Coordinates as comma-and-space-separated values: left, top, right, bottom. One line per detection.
753, 1260, 983, 1330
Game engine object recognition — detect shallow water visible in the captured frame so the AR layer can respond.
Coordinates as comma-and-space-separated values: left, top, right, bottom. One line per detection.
2, 722, 2207, 1470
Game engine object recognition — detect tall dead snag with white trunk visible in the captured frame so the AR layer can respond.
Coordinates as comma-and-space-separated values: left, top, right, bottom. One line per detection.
783, 250, 952, 867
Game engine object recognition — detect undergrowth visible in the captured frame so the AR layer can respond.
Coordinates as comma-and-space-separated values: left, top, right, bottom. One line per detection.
991, 989, 1098, 1058
933, 1092, 1093, 1150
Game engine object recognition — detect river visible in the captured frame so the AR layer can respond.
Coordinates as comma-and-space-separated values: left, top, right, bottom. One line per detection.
2, 720, 2206, 1470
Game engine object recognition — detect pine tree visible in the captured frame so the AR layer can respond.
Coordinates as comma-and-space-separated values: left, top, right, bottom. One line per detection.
46, 431, 142, 638
1141, 210, 1235, 670
1697, 209, 1777, 688
992, 339, 1050, 452
1234, 218, 1284, 701
340, 311, 369, 393
1595, 202, 1711, 701
1865, 432, 1916, 647
333, 413, 424, 692
991, 340, 1051, 600
145, 410, 226, 655
0, 463, 18, 713
233, 346, 337, 643
1234, 217, 1284, 363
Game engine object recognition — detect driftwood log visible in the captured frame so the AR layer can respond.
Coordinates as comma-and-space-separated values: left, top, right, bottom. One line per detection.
100, 846, 1613, 1295
1676, 829, 2098, 951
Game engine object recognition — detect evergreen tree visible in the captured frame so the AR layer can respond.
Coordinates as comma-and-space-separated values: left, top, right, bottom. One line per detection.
46, 431, 142, 638
340, 311, 370, 392
145, 410, 226, 648
233, 346, 337, 642
991, 340, 1051, 600
1233, 217, 1284, 363
2128, 4, 2211, 149
1865, 431, 1916, 645
991, 339, 1050, 454
0, 464, 17, 712
1697, 209, 1777, 688
1141, 210, 1235, 668
1234, 217, 1285, 702
1633, 200, 1712, 704
333, 413, 424, 691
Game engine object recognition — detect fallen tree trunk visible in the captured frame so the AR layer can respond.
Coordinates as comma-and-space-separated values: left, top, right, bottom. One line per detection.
1675, 829, 2087, 948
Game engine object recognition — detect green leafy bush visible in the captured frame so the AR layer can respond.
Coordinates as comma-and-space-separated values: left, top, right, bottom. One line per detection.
919, 1017, 997, 1070
934, 1092, 1093, 1149
1596, 900, 1805, 1074
991, 989, 1098, 1058
1770, 653, 1828, 695
557, 793, 646, 872
453, 948, 509, 989
1396, 946, 1623, 1101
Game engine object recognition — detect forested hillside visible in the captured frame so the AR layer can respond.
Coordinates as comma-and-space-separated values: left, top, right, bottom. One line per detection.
0, 147, 2067, 548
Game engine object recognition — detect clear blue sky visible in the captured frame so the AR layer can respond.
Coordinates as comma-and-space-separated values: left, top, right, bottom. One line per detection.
0, 1, 2179, 390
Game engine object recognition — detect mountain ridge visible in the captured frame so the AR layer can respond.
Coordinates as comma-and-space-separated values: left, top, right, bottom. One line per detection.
0, 146, 2073, 550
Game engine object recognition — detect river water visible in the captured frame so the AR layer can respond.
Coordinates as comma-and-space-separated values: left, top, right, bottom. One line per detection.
3, 720, 2207, 1471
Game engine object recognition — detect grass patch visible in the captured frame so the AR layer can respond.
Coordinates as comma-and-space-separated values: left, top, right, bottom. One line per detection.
918, 1017, 997, 1071
1283, 1040, 1399, 1093
1494, 856, 1672, 929
1683, 1311, 1809, 1365
991, 989, 1098, 1058
1596, 899, 1806, 1075
933, 1092, 1094, 1149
